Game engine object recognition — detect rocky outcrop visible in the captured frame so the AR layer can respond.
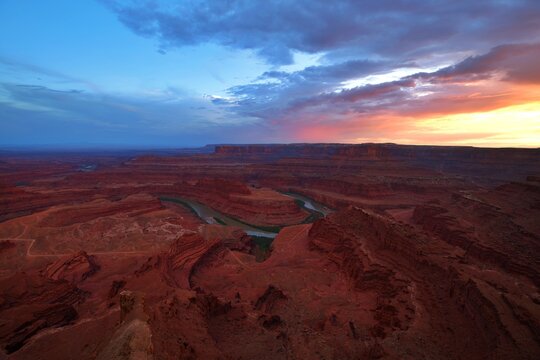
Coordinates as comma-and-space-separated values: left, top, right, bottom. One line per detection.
307, 207, 539, 358
190, 291, 232, 319
135, 233, 223, 288
109, 280, 127, 299
4, 304, 78, 354
164, 233, 222, 288
146, 291, 225, 359
253, 285, 287, 313
412, 196, 540, 286
43, 251, 99, 284
0, 273, 86, 354
97, 291, 154, 360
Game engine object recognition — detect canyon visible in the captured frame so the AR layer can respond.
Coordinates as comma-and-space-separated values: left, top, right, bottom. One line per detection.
0, 143, 539, 359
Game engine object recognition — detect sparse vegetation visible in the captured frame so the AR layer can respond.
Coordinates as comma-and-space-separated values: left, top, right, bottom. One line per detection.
302, 211, 323, 224
159, 196, 200, 217
225, 215, 282, 233
213, 217, 226, 225
293, 197, 324, 223
250, 235, 274, 262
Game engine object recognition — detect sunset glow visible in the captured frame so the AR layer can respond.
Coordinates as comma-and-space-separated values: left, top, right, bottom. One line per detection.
413, 102, 540, 147
1, 1, 539, 148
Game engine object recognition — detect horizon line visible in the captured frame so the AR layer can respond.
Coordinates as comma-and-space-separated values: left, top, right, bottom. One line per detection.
1, 142, 539, 153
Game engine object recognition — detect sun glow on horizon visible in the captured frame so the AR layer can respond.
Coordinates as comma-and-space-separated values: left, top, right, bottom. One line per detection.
405, 102, 540, 147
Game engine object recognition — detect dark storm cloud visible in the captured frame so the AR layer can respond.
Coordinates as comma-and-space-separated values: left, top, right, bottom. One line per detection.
103, 0, 540, 65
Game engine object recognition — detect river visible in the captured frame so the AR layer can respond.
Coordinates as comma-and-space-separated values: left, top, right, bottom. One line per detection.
281, 192, 333, 217
160, 197, 279, 238
160, 192, 332, 239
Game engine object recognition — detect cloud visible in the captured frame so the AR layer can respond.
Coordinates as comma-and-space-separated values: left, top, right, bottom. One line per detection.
207, 42, 540, 146
291, 79, 415, 108
0, 57, 101, 92
102, 0, 540, 65
218, 58, 409, 122
410, 43, 540, 84
260, 58, 401, 84
98, 0, 540, 146
0, 82, 258, 147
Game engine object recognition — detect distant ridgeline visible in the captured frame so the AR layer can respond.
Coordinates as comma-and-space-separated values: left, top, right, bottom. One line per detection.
211, 143, 540, 183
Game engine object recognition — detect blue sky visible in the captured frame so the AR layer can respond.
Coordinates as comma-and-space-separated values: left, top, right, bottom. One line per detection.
0, 0, 271, 95
1, 0, 539, 148
0, 0, 277, 147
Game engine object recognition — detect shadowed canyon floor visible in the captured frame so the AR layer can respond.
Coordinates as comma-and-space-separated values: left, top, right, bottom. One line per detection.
0, 143, 539, 359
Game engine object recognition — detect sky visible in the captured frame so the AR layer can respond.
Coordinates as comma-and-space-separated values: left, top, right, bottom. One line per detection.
0, 0, 539, 148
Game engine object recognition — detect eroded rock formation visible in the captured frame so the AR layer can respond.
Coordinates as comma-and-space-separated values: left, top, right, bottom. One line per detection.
0, 144, 538, 359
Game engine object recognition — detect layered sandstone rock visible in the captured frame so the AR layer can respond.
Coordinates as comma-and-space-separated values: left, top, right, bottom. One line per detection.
43, 251, 100, 284
39, 194, 164, 228
308, 207, 540, 359
0, 273, 86, 353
